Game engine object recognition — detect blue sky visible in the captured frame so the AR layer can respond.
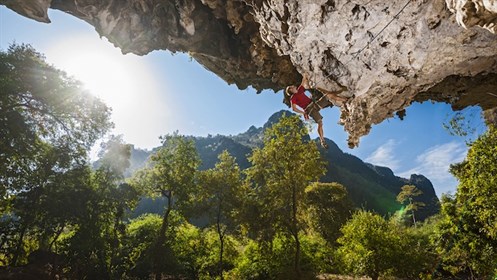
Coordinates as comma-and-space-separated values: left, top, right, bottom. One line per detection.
0, 6, 486, 196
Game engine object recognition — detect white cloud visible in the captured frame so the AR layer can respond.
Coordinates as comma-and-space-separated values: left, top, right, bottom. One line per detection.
365, 139, 401, 170
398, 142, 467, 195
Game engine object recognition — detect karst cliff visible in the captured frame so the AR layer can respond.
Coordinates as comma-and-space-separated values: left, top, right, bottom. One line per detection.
3, 0, 497, 147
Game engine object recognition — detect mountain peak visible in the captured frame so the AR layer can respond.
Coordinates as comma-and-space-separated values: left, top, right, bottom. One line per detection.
262, 110, 295, 130
122, 110, 439, 219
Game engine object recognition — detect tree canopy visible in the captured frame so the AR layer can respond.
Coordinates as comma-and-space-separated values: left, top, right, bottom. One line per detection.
3, 43, 497, 280
0, 43, 112, 194
245, 114, 326, 277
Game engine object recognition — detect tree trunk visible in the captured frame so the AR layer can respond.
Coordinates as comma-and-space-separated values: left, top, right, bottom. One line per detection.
291, 185, 301, 277
409, 199, 418, 228
293, 233, 301, 278
154, 192, 172, 280
216, 201, 224, 280
12, 224, 28, 266
110, 210, 123, 278
48, 222, 66, 251
412, 210, 417, 228
219, 234, 224, 280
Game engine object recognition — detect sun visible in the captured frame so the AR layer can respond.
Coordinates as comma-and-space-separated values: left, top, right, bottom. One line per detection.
46, 36, 138, 107
45, 35, 175, 149
65, 51, 130, 104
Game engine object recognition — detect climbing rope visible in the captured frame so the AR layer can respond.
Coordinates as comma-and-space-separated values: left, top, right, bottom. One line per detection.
321, 0, 414, 81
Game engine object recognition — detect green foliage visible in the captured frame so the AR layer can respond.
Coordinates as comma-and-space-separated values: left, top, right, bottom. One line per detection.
244, 114, 326, 276
130, 133, 200, 279
434, 196, 497, 278
229, 234, 333, 280
5, 43, 497, 280
397, 218, 439, 278
442, 107, 483, 142
397, 185, 423, 205
196, 150, 242, 225
123, 213, 162, 277
97, 135, 133, 180
337, 210, 398, 280
120, 213, 241, 280
451, 126, 497, 238
303, 182, 354, 245
244, 114, 326, 238
132, 133, 200, 207
120, 212, 184, 279
0, 43, 116, 274
171, 222, 209, 279
0, 135, 133, 272
196, 150, 243, 279
429, 126, 497, 278
396, 184, 425, 226
0, 43, 112, 191
176, 227, 240, 280
337, 210, 436, 280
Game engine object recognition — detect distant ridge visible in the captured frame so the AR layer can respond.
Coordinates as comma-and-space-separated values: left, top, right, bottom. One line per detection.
125, 110, 440, 220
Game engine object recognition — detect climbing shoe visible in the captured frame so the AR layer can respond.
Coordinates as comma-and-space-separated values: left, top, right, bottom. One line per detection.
321, 140, 329, 149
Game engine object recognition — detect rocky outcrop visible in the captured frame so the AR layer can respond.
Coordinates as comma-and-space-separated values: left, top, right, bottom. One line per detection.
3, 0, 497, 147
446, 0, 497, 34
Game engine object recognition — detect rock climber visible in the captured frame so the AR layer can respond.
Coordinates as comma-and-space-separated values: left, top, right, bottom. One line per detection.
283, 73, 348, 149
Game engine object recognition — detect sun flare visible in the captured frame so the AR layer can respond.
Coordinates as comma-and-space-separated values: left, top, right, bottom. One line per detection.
45, 35, 174, 149
46, 37, 142, 108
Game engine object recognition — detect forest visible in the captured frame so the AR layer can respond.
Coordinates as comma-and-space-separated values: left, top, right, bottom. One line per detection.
1, 44, 497, 280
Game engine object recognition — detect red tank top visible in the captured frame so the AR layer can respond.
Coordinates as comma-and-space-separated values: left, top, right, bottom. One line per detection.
290, 85, 312, 109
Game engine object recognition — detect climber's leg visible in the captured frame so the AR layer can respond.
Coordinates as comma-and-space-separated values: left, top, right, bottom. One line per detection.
307, 104, 328, 149
317, 120, 328, 149
317, 87, 349, 105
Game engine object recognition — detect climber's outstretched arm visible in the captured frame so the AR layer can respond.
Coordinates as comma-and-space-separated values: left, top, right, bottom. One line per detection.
317, 87, 349, 103
300, 73, 310, 89
292, 103, 309, 120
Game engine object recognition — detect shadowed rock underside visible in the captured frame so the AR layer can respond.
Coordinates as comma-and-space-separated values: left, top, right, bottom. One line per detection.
2, 0, 497, 147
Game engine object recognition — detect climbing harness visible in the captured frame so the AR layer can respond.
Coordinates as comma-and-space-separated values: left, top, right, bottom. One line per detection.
309, 88, 334, 109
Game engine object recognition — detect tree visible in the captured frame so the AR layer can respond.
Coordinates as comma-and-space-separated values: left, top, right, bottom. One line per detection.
57, 137, 137, 280
433, 126, 497, 278
0, 43, 112, 193
92, 136, 138, 278
197, 150, 243, 279
0, 44, 113, 268
228, 232, 334, 280
131, 134, 200, 280
452, 126, 497, 238
121, 212, 185, 279
396, 184, 425, 227
442, 107, 483, 143
245, 115, 326, 277
337, 210, 401, 280
122, 213, 163, 278
434, 194, 497, 279
303, 182, 354, 245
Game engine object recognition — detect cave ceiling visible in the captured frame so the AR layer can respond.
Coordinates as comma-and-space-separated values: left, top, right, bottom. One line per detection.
3, 0, 497, 147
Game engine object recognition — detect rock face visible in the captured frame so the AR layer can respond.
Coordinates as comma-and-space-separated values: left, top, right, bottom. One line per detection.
446, 0, 497, 34
3, 0, 497, 146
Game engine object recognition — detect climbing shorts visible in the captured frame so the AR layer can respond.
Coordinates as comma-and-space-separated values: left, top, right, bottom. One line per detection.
305, 102, 323, 123
315, 95, 333, 109
309, 88, 333, 109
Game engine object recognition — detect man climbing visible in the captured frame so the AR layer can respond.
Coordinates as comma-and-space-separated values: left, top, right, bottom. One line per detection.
284, 73, 348, 149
